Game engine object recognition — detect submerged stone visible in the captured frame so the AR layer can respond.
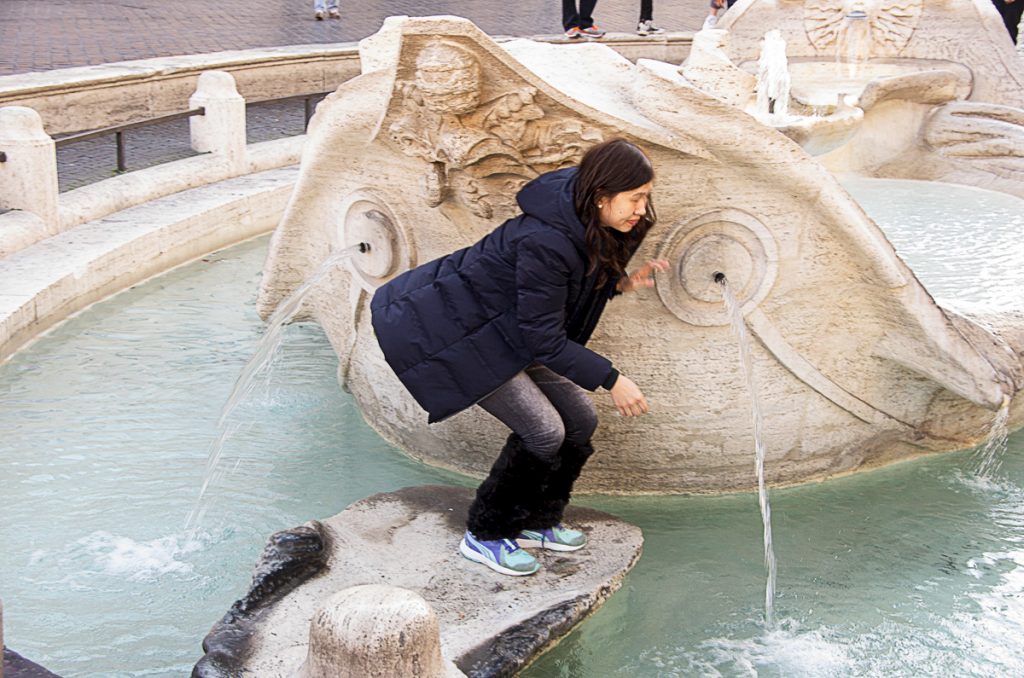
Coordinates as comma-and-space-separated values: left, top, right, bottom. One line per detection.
2, 649, 62, 678
193, 485, 643, 677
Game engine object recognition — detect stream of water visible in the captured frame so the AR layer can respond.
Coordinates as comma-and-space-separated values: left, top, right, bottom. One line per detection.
184, 243, 365, 532
720, 278, 778, 629
975, 397, 1012, 479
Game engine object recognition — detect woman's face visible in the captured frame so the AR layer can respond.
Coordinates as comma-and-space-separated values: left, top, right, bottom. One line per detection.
598, 182, 653, 233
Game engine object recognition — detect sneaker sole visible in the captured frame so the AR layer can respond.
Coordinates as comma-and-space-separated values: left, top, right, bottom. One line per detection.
516, 537, 586, 552
460, 540, 540, 576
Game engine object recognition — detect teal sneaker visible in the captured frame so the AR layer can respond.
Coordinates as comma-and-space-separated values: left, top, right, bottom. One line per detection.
517, 524, 587, 552
460, 531, 540, 576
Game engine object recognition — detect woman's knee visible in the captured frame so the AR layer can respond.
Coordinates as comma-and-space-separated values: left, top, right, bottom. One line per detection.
521, 419, 565, 460
565, 397, 598, 444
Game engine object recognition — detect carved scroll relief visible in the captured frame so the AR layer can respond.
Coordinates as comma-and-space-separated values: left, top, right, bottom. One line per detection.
924, 102, 1024, 169
387, 39, 602, 220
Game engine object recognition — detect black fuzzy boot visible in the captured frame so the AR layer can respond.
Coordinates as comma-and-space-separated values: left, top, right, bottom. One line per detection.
525, 438, 594, 529
466, 434, 557, 540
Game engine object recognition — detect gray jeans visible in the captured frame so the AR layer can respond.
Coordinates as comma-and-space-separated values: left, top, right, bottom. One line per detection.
478, 363, 598, 460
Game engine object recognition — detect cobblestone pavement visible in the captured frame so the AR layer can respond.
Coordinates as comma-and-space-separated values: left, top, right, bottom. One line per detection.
2, 1, 707, 192
0, 0, 707, 76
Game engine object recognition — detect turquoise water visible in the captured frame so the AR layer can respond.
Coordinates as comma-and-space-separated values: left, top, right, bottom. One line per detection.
840, 176, 1024, 310
524, 453, 1024, 677
1, 179, 1023, 676
0, 238, 466, 676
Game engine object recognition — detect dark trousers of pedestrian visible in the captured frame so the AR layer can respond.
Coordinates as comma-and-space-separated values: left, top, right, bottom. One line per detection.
563, 0, 598, 30
993, 0, 1023, 44
466, 364, 598, 540
639, 0, 653, 22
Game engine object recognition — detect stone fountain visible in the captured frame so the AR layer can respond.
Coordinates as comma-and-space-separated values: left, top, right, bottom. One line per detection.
198, 7, 1024, 675
256, 12, 1024, 496
708, 0, 1024, 195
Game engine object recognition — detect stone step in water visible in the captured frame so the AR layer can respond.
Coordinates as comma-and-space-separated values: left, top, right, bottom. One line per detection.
194, 485, 643, 677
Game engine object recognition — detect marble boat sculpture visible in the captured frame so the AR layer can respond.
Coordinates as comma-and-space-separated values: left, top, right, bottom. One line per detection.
256, 14, 1024, 494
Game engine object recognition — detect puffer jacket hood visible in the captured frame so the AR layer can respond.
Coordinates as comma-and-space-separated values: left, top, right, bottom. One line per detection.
516, 167, 586, 254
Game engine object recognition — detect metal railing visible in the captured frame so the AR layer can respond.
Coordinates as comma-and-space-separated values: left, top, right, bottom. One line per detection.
247, 91, 331, 131
1, 90, 331, 190
53, 107, 206, 173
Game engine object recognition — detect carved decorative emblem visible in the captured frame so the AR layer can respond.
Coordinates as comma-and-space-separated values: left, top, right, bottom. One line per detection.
336, 189, 413, 291
388, 40, 602, 220
655, 209, 779, 327
804, 0, 923, 58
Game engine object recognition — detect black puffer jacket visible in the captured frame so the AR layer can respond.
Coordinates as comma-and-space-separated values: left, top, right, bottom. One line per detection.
370, 167, 619, 423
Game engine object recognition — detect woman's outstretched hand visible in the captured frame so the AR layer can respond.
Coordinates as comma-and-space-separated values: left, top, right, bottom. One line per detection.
618, 259, 670, 294
610, 375, 649, 417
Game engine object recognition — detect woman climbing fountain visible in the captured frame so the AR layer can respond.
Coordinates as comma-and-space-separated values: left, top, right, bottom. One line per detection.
371, 139, 668, 576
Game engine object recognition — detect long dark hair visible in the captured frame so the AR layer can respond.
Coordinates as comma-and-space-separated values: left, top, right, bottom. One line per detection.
574, 138, 657, 286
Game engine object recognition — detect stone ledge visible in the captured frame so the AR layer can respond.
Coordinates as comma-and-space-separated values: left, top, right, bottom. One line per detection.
194, 485, 643, 677
0, 165, 297, 362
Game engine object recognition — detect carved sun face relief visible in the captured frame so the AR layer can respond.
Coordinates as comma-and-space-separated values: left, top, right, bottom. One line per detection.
804, 0, 923, 58
655, 209, 779, 327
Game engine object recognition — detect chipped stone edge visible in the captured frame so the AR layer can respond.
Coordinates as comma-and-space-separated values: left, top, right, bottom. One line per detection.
193, 522, 332, 678
455, 548, 642, 678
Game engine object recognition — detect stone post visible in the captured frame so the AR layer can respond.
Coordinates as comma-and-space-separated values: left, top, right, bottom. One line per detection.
189, 71, 247, 173
298, 585, 465, 678
0, 107, 60, 233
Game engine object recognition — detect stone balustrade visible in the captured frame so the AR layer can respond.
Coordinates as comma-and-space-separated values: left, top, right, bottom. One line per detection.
0, 70, 304, 258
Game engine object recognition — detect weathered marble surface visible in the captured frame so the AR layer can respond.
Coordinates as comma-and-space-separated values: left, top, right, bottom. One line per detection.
720, 0, 1024, 108
710, 0, 1024, 196
193, 485, 643, 677
257, 15, 1023, 493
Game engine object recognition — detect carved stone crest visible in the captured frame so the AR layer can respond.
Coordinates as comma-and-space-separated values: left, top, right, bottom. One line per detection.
804, 0, 923, 58
388, 40, 602, 220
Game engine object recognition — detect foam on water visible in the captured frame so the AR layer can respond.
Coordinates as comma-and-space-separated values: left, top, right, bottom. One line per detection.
952, 467, 1020, 497
627, 620, 853, 677
79, 532, 205, 581
701, 621, 853, 677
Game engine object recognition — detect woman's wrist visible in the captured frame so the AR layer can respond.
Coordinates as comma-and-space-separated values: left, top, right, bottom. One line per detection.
602, 367, 620, 390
